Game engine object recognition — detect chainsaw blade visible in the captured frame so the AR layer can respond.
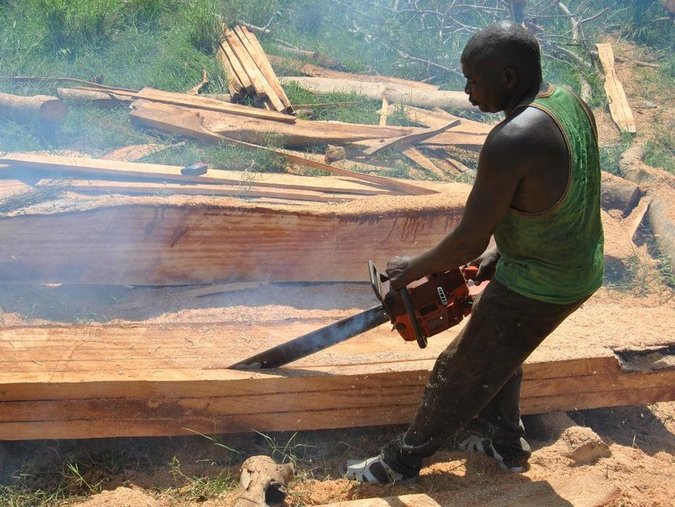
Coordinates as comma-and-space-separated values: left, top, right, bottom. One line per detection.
229, 305, 389, 369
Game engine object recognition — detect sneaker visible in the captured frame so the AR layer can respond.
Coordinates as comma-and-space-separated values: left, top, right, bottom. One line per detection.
458, 435, 530, 473
345, 454, 415, 484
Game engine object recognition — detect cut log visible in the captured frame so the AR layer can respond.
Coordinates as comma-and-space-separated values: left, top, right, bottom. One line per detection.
0, 298, 672, 440
379, 96, 389, 126
620, 144, 675, 271
4, 155, 391, 195
0, 92, 68, 123
74, 86, 293, 123
401, 105, 492, 134
221, 40, 255, 96
268, 55, 440, 91
596, 43, 636, 134
279, 77, 476, 111
277, 149, 435, 196
136, 87, 293, 123
128, 100, 436, 196
625, 195, 652, 244
129, 98, 481, 160
60, 85, 290, 123
2, 153, 402, 200
434, 154, 473, 174
600, 171, 642, 216
0, 184, 464, 284
128, 100, 434, 195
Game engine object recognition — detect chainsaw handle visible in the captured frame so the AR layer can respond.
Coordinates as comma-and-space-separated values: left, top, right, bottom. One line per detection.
461, 265, 479, 280
401, 287, 427, 349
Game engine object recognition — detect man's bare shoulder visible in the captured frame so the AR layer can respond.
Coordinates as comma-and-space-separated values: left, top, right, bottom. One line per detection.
484, 107, 566, 162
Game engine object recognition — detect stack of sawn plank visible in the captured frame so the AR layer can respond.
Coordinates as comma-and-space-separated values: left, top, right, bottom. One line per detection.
217, 25, 294, 113
0, 315, 673, 440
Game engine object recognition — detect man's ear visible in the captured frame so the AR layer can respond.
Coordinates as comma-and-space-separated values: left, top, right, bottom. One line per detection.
502, 67, 518, 89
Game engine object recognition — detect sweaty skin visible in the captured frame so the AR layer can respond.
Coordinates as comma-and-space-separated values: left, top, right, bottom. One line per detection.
386, 55, 572, 289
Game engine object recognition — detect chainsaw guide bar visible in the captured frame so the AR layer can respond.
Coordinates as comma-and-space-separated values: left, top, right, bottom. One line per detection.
229, 261, 479, 369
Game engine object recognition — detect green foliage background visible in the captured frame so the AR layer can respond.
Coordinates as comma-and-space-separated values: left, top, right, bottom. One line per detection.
0, 0, 672, 159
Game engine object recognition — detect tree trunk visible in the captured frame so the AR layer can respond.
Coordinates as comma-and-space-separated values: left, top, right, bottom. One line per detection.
279, 76, 476, 111
600, 171, 642, 217
0, 92, 68, 123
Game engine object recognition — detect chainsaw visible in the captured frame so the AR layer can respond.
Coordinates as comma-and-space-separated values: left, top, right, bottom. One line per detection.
229, 261, 480, 369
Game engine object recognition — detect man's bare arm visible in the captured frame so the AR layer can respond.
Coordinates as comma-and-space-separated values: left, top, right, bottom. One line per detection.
387, 124, 527, 289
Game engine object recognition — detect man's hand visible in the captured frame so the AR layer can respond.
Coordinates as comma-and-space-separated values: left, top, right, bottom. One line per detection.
466, 246, 500, 283
386, 255, 419, 291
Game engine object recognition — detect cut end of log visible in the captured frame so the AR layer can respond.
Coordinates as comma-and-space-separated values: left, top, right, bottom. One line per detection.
39, 99, 68, 122
0, 92, 69, 124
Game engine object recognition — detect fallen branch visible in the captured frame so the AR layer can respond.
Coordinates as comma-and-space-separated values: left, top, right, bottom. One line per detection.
0, 75, 136, 92
57, 87, 133, 106
186, 69, 209, 95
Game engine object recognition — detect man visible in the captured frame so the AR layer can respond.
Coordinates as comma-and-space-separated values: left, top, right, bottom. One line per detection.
346, 20, 603, 483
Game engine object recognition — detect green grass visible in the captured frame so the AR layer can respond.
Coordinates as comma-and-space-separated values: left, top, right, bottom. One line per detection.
168, 456, 237, 502
644, 138, 674, 174
2, 0, 665, 164
600, 133, 634, 175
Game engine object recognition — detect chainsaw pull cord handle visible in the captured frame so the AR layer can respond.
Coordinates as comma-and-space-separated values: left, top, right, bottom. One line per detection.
400, 286, 427, 349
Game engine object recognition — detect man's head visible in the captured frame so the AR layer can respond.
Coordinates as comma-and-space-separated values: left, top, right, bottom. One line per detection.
461, 21, 542, 113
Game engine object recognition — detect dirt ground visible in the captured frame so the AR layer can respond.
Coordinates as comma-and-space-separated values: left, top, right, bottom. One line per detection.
1, 39, 674, 506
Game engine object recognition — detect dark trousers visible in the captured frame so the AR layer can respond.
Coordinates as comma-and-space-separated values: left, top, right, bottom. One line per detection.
383, 280, 590, 476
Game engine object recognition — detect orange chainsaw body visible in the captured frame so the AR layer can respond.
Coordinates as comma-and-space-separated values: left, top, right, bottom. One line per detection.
369, 261, 477, 348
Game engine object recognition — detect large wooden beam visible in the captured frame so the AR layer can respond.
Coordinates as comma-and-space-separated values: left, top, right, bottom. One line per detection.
0, 185, 466, 284
131, 98, 414, 147
0, 300, 672, 440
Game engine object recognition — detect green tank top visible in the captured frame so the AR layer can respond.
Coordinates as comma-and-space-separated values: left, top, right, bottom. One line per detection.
493, 85, 604, 304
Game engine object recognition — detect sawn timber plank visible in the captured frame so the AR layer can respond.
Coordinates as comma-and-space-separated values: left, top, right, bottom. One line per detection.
596, 43, 637, 134
1, 371, 672, 422
0, 188, 467, 284
0, 386, 671, 440
0, 304, 673, 440
52, 180, 358, 203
